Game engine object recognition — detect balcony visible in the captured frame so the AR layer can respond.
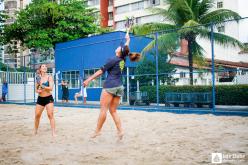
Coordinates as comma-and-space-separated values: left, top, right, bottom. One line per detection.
4, 0, 17, 10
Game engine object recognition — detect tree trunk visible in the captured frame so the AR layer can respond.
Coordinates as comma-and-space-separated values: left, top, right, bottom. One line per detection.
188, 40, 194, 85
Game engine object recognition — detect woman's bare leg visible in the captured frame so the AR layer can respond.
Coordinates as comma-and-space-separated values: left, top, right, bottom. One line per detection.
109, 96, 124, 140
46, 103, 56, 137
34, 104, 45, 135
91, 90, 113, 138
74, 94, 78, 104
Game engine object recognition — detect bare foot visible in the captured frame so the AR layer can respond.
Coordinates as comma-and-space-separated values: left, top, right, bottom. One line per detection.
34, 130, 38, 136
52, 132, 56, 137
117, 131, 124, 140
91, 132, 101, 138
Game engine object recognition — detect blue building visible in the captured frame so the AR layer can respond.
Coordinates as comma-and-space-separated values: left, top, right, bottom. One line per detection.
55, 31, 152, 101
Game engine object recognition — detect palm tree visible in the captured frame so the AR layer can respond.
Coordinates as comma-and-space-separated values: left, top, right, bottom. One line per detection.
132, 0, 244, 85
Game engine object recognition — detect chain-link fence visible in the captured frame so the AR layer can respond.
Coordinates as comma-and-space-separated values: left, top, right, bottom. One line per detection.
1, 18, 248, 112
0, 48, 55, 103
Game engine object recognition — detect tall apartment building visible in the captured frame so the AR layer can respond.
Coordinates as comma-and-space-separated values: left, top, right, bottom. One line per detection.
214, 0, 248, 42
2, 0, 31, 68
0, 1, 4, 63
87, 0, 248, 63
87, 0, 163, 29
200, 0, 248, 63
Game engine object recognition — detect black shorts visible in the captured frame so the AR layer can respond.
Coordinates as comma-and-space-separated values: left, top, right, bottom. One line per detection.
62, 92, 69, 100
36, 95, 54, 106
2, 93, 7, 102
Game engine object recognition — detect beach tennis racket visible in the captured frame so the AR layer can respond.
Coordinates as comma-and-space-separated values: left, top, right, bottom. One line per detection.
125, 16, 135, 30
36, 74, 41, 89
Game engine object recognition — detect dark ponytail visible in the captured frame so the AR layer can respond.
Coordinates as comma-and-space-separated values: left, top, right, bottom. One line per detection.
128, 52, 142, 62
120, 45, 142, 62
120, 45, 130, 60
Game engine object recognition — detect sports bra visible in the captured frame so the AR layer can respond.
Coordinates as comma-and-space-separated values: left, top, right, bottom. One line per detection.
41, 76, 50, 87
42, 81, 49, 87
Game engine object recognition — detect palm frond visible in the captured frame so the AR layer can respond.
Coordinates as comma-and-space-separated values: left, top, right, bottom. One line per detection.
141, 32, 179, 55
198, 0, 214, 17
182, 0, 196, 19
192, 41, 207, 66
178, 19, 201, 35
131, 23, 176, 36
200, 9, 241, 25
186, 0, 201, 18
241, 43, 248, 53
148, 7, 176, 24
199, 31, 244, 48
193, 41, 206, 57
164, 0, 195, 25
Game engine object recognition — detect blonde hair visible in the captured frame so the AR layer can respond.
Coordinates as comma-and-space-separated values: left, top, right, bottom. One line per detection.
37, 64, 46, 75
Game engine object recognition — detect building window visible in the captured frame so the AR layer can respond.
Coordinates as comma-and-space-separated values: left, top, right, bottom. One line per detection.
116, 5, 129, 14
93, 11, 100, 25
20, 0, 23, 9
198, 72, 203, 78
62, 71, 80, 89
131, 1, 144, 11
115, 20, 126, 29
135, 17, 141, 24
217, 25, 225, 32
88, 0, 99, 6
141, 15, 161, 24
108, 0, 113, 6
217, 1, 223, 8
180, 72, 186, 78
241, 70, 247, 75
84, 69, 104, 88
108, 12, 113, 20
194, 79, 197, 84
150, 0, 160, 6
4, 1, 17, 9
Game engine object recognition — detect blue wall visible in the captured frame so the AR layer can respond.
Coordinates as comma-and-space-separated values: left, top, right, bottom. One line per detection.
55, 31, 152, 101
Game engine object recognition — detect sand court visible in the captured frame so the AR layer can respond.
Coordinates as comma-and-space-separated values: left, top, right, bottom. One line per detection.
0, 104, 247, 165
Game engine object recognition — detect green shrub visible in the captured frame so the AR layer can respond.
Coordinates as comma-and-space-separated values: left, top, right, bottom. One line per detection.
140, 85, 248, 105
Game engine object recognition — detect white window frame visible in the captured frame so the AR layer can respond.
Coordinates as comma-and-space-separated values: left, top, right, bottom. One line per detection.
150, 0, 160, 6
217, 25, 225, 33
84, 68, 104, 88
180, 72, 186, 78
62, 70, 80, 89
217, 1, 223, 8
116, 4, 129, 14
108, 12, 113, 20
